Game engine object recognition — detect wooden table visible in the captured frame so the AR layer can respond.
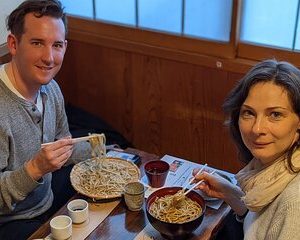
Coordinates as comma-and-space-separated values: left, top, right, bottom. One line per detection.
29, 148, 231, 240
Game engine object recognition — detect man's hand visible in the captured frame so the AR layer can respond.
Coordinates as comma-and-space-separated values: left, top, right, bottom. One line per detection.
25, 138, 74, 181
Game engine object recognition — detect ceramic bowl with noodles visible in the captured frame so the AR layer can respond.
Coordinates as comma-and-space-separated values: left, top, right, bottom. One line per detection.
146, 187, 205, 240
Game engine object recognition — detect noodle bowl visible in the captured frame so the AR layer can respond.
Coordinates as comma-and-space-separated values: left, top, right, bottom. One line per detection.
146, 187, 205, 239
149, 193, 202, 223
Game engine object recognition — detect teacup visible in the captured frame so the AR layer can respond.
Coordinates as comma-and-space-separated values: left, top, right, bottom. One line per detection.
124, 181, 145, 211
67, 199, 89, 224
50, 215, 72, 240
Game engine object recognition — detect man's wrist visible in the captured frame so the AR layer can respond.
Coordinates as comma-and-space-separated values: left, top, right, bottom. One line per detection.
25, 159, 43, 181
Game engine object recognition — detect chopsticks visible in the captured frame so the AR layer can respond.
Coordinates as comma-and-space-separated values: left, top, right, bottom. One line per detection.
184, 169, 217, 195
71, 136, 94, 143
182, 163, 207, 192
41, 135, 95, 147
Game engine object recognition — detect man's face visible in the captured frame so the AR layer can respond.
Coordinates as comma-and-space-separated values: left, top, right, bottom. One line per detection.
10, 13, 67, 88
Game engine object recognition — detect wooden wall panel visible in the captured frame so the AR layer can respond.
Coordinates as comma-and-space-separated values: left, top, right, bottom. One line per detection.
57, 40, 245, 173
59, 42, 133, 133
130, 55, 162, 155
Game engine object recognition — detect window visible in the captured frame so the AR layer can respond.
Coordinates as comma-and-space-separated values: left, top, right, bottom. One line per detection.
295, 14, 300, 50
60, 0, 300, 65
240, 0, 299, 50
61, 0, 233, 43
61, 0, 93, 19
139, 0, 182, 34
96, 0, 135, 26
184, 0, 233, 42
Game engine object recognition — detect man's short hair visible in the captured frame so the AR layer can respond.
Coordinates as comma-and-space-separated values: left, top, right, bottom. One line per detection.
6, 0, 67, 41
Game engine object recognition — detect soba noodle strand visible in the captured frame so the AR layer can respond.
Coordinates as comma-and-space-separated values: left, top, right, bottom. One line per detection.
149, 194, 202, 223
88, 133, 106, 158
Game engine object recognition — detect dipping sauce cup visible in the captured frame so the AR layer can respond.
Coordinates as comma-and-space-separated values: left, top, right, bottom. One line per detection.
67, 199, 89, 224
50, 215, 72, 240
144, 160, 169, 188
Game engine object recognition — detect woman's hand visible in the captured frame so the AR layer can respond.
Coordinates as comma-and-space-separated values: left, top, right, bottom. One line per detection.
25, 138, 74, 181
192, 169, 234, 200
192, 168, 247, 216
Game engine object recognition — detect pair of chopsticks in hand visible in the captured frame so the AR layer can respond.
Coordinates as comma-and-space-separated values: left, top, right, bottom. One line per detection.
183, 163, 216, 196
41, 135, 95, 148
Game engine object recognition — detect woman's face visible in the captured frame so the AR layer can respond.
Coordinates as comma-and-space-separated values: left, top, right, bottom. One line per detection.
238, 81, 300, 165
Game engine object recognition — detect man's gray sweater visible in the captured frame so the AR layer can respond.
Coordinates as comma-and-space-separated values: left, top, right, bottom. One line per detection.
0, 78, 91, 224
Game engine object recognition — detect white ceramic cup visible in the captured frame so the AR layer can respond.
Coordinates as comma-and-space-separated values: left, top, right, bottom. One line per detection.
67, 199, 89, 224
50, 215, 72, 240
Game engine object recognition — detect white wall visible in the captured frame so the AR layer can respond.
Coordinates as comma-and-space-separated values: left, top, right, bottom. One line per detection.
0, 0, 23, 46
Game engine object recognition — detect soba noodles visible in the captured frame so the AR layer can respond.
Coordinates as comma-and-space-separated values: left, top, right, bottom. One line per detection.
88, 133, 106, 158
76, 158, 139, 197
73, 133, 139, 198
149, 192, 202, 223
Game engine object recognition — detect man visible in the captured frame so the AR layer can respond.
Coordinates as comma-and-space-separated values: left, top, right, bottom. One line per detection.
0, 1, 91, 239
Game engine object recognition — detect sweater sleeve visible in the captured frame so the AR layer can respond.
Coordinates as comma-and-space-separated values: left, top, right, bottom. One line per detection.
267, 198, 300, 240
0, 127, 41, 212
0, 165, 41, 212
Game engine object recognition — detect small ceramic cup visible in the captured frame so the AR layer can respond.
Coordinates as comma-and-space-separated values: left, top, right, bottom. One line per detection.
144, 160, 170, 188
50, 215, 72, 240
67, 199, 89, 224
124, 181, 145, 211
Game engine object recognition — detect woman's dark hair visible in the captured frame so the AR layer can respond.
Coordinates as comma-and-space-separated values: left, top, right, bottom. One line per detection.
6, 0, 67, 41
223, 59, 300, 172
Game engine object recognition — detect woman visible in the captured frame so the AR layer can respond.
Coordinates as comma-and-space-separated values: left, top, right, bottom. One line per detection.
194, 59, 300, 240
